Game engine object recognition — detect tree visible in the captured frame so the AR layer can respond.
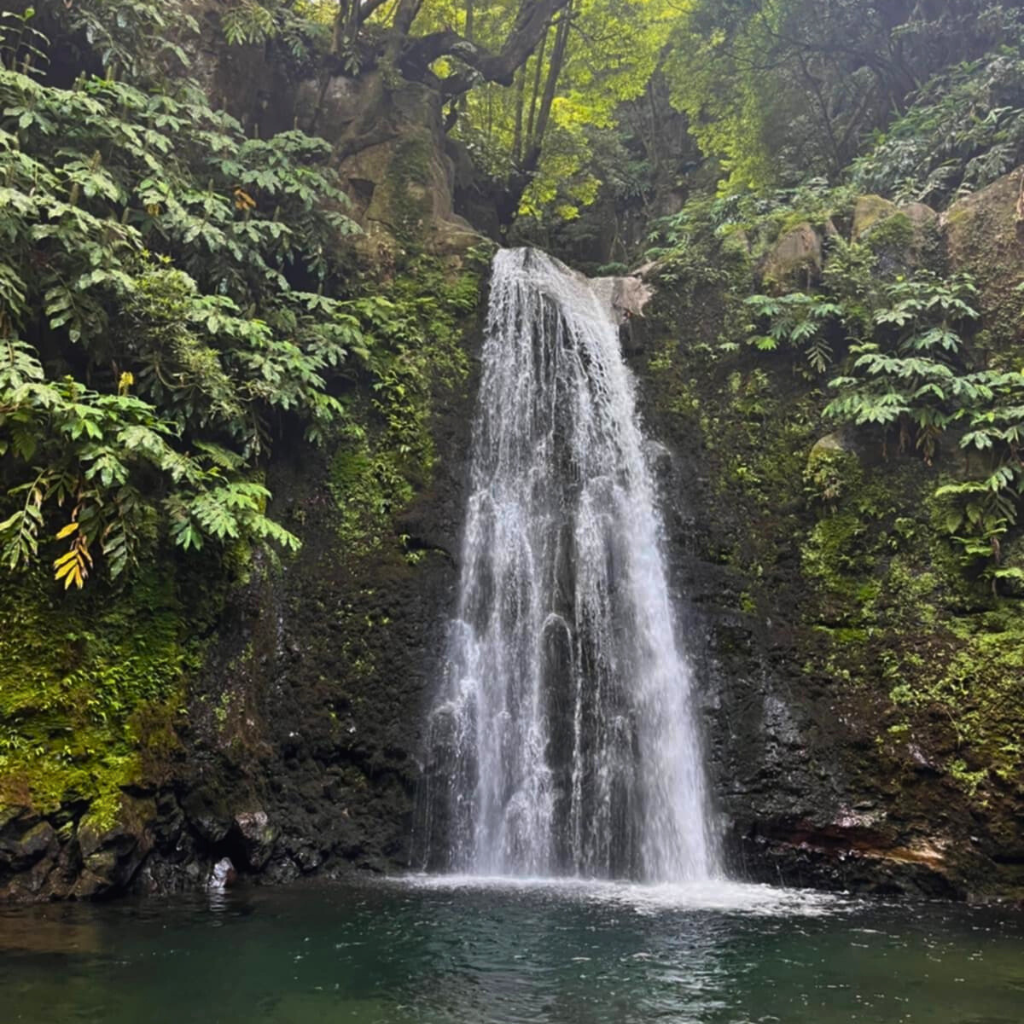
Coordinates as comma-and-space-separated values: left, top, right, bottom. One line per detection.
663, 0, 1022, 193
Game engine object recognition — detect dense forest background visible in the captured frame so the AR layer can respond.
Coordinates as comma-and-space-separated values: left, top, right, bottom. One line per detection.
5, 0, 1023, 589
2, 0, 1024, 898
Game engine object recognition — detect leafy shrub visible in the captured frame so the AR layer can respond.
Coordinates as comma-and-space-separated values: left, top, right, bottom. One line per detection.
852, 44, 1024, 205
0, 18, 368, 587
744, 293, 843, 375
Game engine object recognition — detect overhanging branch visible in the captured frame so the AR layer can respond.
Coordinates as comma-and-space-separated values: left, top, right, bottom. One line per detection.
398, 0, 571, 95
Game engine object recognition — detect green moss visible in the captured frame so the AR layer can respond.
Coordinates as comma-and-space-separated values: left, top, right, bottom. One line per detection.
812, 624, 871, 642
852, 194, 897, 237
864, 211, 915, 254
330, 254, 480, 556
0, 569, 192, 829
804, 446, 859, 507
384, 134, 437, 249
802, 512, 867, 594
330, 444, 415, 557
887, 611, 1024, 793
883, 556, 939, 627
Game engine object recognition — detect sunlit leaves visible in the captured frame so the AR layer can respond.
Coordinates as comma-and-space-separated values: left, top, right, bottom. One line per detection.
53, 531, 93, 590
443, 0, 676, 219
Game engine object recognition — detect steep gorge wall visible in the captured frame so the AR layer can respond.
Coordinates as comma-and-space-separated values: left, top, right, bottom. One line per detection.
0, 274, 484, 899
3, 13, 1023, 898
629, 171, 1024, 900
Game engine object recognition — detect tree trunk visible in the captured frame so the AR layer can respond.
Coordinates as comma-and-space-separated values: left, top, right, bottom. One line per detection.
512, 64, 526, 166
399, 0, 570, 94
523, 0, 570, 171
524, 27, 548, 152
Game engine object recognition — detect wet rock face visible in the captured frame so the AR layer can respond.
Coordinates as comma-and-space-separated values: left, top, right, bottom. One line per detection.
0, 818, 58, 897
633, 394, 975, 897
1, 797, 164, 899
624, 192, 1024, 899
124, 340, 483, 895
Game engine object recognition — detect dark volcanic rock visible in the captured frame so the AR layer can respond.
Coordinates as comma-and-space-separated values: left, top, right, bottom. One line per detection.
624, 236, 1024, 899
126, 291, 486, 894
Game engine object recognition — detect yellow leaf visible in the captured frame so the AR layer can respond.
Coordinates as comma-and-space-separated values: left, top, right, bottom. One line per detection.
56, 521, 79, 539
54, 559, 76, 581
53, 549, 79, 568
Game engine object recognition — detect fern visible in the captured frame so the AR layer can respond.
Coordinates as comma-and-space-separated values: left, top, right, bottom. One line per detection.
222, 0, 279, 47
744, 293, 843, 374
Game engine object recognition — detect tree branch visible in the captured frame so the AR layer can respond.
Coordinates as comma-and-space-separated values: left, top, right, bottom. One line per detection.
357, 0, 391, 25
398, 0, 570, 95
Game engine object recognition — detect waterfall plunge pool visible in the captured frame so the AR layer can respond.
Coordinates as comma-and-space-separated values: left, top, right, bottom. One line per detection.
2, 876, 1022, 1023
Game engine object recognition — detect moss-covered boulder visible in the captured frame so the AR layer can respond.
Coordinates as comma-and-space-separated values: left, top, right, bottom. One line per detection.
851, 195, 939, 273
850, 194, 939, 240
944, 166, 1024, 349
851, 194, 898, 238
761, 222, 823, 291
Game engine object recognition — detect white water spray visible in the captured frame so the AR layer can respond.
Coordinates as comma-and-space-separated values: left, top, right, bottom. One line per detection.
422, 248, 716, 882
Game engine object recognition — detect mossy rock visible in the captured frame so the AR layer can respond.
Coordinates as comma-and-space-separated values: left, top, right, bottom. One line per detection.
944, 166, 1024, 355
851, 193, 935, 234
0, 572, 190, 823
852, 194, 899, 239
337, 80, 483, 257
761, 222, 823, 291
851, 195, 938, 273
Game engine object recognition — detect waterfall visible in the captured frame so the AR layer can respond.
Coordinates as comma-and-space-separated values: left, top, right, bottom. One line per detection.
421, 248, 716, 882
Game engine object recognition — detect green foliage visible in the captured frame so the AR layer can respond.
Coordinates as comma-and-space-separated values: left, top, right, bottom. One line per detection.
60, 0, 198, 80
852, 41, 1024, 204
329, 255, 482, 554
219, 0, 331, 62
824, 272, 980, 445
222, 0, 279, 46
744, 293, 843, 374
741, 234, 1024, 583
0, 18, 368, 587
437, 0, 675, 221
0, 8, 48, 78
664, 0, 1022, 196
820, 271, 1024, 578
646, 178, 851, 268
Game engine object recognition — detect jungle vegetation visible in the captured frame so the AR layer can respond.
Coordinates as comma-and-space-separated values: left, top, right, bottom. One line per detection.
2, 0, 1024, 594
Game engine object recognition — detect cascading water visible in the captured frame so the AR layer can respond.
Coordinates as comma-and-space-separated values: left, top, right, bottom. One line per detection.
420, 247, 716, 882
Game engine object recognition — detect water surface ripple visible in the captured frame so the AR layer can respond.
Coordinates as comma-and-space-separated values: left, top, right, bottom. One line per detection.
2, 878, 1022, 1024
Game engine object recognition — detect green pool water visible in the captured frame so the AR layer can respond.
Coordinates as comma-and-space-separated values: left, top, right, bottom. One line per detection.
1, 876, 1022, 1023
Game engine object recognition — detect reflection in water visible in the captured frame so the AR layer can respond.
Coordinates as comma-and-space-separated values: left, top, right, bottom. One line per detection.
1, 877, 1023, 1024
